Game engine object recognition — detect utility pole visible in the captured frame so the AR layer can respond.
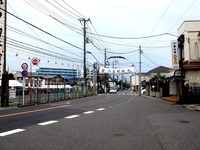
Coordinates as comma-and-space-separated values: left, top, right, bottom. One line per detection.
104, 48, 106, 68
177, 34, 185, 104
79, 18, 89, 96
139, 45, 142, 96
1, 0, 9, 107
93, 62, 97, 95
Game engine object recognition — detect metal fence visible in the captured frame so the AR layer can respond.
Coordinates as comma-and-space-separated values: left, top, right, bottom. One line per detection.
7, 86, 95, 106
189, 86, 200, 103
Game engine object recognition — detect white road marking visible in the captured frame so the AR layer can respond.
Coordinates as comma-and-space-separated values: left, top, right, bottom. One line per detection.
96, 108, 105, 111
0, 129, 25, 137
37, 120, 58, 126
65, 115, 80, 119
83, 111, 94, 114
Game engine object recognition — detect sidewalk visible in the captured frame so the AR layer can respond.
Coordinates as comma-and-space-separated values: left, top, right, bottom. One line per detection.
162, 96, 179, 102
144, 95, 200, 112
181, 104, 200, 111
161, 96, 200, 111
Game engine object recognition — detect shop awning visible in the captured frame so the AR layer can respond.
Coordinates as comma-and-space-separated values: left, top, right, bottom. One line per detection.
165, 70, 181, 78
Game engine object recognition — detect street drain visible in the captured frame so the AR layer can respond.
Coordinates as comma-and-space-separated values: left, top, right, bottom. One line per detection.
180, 120, 190, 123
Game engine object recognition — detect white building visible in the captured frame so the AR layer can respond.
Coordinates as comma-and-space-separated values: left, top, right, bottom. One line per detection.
177, 20, 200, 85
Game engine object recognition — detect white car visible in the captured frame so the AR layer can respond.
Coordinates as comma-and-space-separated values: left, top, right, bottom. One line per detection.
110, 87, 117, 94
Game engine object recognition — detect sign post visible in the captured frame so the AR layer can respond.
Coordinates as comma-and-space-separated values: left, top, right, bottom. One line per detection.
29, 57, 40, 104
21, 63, 28, 105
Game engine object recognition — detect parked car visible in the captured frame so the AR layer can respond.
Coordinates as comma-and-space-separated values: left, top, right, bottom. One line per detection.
109, 87, 117, 94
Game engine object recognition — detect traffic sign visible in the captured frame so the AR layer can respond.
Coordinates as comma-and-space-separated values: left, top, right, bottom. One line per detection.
32, 57, 40, 66
21, 63, 28, 70
22, 71, 28, 77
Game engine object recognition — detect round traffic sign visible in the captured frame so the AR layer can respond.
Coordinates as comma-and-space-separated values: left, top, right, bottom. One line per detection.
22, 71, 28, 77
32, 57, 40, 66
21, 63, 28, 70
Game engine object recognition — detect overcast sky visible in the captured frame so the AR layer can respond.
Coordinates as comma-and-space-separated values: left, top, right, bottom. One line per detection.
5, 0, 200, 74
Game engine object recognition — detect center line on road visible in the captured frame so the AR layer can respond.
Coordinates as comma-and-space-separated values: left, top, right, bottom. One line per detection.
0, 129, 25, 137
37, 120, 58, 126
0, 104, 70, 118
83, 111, 94, 114
96, 108, 105, 111
65, 115, 80, 119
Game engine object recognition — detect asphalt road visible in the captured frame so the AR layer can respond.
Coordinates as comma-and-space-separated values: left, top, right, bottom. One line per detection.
0, 90, 200, 150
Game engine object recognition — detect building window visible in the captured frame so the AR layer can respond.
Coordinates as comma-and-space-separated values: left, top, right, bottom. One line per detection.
194, 42, 200, 59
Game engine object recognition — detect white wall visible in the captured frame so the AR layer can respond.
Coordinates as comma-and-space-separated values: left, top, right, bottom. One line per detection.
177, 21, 200, 61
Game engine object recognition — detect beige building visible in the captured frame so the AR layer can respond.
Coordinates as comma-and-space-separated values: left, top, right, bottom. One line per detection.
130, 66, 170, 93
164, 20, 200, 102
130, 73, 149, 91
177, 20, 200, 86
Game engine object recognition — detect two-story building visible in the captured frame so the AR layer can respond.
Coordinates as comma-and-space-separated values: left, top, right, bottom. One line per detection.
166, 20, 200, 103
130, 66, 170, 94
177, 20, 200, 85
130, 72, 148, 92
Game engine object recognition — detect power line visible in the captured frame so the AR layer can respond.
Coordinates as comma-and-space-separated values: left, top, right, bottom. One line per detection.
52, 0, 81, 19
6, 38, 83, 63
45, 0, 79, 21
5, 24, 82, 59
61, 0, 87, 19
8, 3, 62, 60
1, 7, 83, 50
149, 0, 174, 35
86, 32, 177, 39
88, 19, 110, 49
167, 0, 198, 32
23, 0, 82, 30
49, 15, 83, 35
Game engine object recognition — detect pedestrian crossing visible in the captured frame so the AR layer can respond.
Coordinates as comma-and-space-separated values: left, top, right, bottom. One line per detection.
98, 93, 137, 96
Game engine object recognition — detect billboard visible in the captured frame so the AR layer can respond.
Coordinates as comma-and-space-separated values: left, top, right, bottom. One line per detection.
171, 40, 179, 69
99, 67, 134, 74
0, 0, 5, 79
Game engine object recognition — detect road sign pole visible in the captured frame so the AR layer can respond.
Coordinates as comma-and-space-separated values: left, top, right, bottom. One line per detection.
21, 62, 28, 105
23, 77, 25, 105
30, 60, 32, 105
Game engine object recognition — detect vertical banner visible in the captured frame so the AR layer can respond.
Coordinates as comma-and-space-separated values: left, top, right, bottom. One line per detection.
0, 0, 5, 79
171, 40, 179, 69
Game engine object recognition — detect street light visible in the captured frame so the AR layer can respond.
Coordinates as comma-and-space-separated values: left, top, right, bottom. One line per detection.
107, 56, 125, 60
107, 56, 137, 92
87, 51, 99, 96
87, 51, 100, 64
107, 56, 127, 90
